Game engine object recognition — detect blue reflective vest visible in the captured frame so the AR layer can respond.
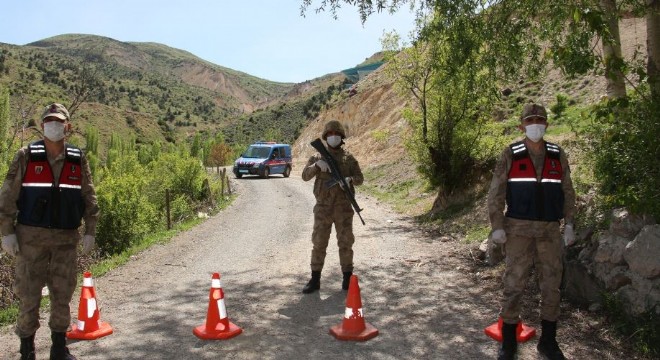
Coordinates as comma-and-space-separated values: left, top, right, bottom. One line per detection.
17, 140, 85, 229
505, 141, 565, 222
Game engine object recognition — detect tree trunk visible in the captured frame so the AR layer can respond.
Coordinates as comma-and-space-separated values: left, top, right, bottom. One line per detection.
648, 0, 660, 101
431, 190, 449, 213
600, 0, 627, 98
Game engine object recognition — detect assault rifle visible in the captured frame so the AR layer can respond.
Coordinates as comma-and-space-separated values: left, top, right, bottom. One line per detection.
310, 138, 365, 225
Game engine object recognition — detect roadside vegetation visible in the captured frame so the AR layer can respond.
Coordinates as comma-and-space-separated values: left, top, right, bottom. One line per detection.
0, 90, 236, 324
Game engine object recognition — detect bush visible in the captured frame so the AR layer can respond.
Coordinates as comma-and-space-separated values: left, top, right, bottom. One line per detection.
169, 194, 192, 223
590, 95, 660, 219
551, 93, 570, 118
95, 156, 160, 256
146, 153, 205, 204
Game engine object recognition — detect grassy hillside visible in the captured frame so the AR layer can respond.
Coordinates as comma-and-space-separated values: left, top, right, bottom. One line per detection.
0, 34, 344, 156
221, 74, 349, 145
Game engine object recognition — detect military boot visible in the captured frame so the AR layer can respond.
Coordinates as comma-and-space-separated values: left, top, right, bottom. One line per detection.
20, 334, 36, 360
302, 271, 321, 294
497, 322, 518, 360
537, 320, 566, 360
50, 331, 77, 360
342, 271, 352, 290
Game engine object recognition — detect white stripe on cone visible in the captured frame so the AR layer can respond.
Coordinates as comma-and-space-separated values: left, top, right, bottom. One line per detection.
344, 307, 363, 319
87, 298, 97, 318
77, 320, 86, 331
217, 298, 227, 319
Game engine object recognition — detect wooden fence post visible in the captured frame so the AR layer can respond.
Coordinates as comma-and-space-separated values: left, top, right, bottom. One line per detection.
166, 189, 171, 230
220, 168, 226, 196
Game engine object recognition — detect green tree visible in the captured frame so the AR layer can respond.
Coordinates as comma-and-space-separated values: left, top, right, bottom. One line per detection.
381, 28, 437, 142
190, 133, 202, 159
301, 0, 654, 101
384, 10, 502, 209
85, 126, 99, 156
207, 142, 232, 168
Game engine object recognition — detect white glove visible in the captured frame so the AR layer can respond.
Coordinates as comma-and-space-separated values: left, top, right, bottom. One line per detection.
82, 235, 95, 255
563, 224, 576, 247
491, 229, 507, 244
2, 234, 19, 257
339, 176, 352, 190
315, 159, 329, 172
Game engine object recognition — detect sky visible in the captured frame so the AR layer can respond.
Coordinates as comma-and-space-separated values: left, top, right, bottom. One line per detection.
0, 1, 418, 83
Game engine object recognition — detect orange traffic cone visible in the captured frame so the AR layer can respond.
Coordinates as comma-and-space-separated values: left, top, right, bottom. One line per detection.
329, 274, 379, 341
484, 317, 536, 342
193, 273, 242, 340
67, 272, 113, 340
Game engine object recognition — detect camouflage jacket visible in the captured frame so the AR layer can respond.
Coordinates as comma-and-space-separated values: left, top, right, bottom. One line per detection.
302, 146, 363, 206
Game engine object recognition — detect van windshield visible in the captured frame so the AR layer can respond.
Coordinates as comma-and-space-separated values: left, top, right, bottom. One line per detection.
244, 146, 271, 158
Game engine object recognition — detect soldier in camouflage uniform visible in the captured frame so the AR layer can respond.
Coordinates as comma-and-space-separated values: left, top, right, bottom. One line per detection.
487, 103, 576, 360
0, 103, 99, 360
301, 120, 364, 294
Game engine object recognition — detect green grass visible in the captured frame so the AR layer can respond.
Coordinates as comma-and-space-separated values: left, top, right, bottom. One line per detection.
361, 167, 433, 214
464, 225, 491, 244
0, 304, 18, 325
371, 129, 390, 144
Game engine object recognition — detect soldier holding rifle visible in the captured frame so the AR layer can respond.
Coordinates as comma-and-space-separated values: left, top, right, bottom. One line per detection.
301, 120, 364, 294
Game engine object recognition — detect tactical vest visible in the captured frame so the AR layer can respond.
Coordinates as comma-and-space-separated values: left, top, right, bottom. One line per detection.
17, 140, 85, 229
505, 141, 564, 222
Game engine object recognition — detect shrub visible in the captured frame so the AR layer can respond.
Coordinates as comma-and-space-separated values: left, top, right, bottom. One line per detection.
551, 93, 570, 118
95, 157, 160, 256
371, 129, 390, 144
590, 94, 660, 219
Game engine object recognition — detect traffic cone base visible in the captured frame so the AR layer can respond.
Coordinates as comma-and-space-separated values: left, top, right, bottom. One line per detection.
67, 272, 113, 340
484, 317, 536, 343
329, 322, 379, 341
193, 321, 242, 340
67, 321, 113, 340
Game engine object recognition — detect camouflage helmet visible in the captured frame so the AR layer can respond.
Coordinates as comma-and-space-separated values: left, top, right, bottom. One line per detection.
41, 103, 70, 122
322, 120, 346, 140
521, 103, 547, 121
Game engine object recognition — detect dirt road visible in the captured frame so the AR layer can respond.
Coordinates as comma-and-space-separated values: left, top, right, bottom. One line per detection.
0, 170, 632, 359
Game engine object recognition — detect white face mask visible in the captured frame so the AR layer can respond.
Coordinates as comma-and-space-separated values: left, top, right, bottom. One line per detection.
326, 135, 342, 148
525, 124, 546, 143
44, 121, 66, 141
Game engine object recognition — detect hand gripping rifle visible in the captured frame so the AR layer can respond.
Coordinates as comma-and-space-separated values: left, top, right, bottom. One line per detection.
310, 138, 365, 225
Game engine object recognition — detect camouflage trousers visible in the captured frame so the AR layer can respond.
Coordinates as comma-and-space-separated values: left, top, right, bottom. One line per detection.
13, 226, 78, 338
500, 228, 563, 324
309, 202, 355, 273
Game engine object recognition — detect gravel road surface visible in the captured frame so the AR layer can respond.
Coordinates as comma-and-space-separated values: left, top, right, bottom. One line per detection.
0, 170, 559, 360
